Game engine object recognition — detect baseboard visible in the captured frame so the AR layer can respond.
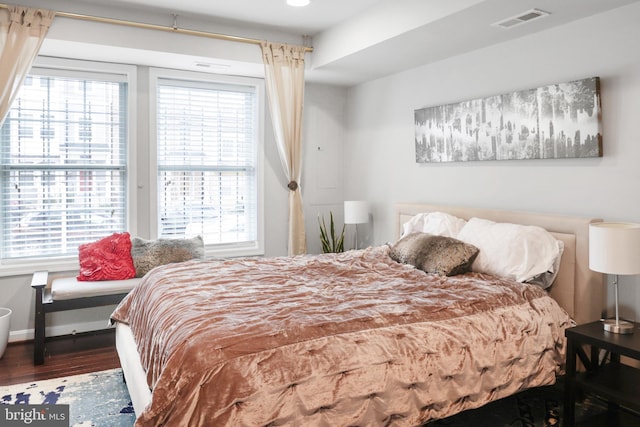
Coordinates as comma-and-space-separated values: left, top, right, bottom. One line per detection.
9, 320, 114, 343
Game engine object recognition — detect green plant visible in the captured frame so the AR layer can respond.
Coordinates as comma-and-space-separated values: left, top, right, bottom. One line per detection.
318, 211, 345, 253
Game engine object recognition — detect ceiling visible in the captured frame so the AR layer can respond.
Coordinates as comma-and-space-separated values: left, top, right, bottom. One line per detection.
30, 0, 640, 86
80, 0, 385, 35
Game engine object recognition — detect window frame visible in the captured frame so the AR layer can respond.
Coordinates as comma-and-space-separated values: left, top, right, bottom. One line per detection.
0, 57, 137, 277
148, 67, 264, 258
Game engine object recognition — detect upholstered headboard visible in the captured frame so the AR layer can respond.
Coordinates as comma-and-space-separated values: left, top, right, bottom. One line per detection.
395, 203, 604, 325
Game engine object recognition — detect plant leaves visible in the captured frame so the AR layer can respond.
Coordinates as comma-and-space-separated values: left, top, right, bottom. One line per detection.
318, 211, 345, 253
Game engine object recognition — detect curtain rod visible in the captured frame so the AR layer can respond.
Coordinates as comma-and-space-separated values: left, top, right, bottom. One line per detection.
0, 3, 313, 52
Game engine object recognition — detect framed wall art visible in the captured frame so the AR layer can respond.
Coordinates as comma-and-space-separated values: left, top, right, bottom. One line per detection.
414, 77, 602, 163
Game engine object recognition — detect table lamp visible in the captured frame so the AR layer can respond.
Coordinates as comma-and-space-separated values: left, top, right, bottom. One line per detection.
344, 201, 368, 250
589, 222, 640, 334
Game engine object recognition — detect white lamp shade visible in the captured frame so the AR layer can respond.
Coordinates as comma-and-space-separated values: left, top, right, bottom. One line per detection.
344, 201, 369, 224
589, 222, 640, 275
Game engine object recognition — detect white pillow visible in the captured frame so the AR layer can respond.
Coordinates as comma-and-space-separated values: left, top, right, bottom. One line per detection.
401, 212, 467, 238
527, 240, 564, 289
456, 217, 562, 284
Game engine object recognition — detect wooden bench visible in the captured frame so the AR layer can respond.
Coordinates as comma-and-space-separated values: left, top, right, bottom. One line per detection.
31, 271, 141, 365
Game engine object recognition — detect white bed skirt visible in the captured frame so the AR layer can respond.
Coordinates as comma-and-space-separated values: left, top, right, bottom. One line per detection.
115, 322, 151, 417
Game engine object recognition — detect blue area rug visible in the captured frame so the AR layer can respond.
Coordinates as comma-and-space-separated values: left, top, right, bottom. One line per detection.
1, 368, 134, 427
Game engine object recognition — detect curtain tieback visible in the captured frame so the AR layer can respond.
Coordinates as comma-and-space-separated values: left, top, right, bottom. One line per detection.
287, 181, 298, 191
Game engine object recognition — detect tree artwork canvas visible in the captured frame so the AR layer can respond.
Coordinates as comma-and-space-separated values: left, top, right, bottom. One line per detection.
414, 77, 602, 163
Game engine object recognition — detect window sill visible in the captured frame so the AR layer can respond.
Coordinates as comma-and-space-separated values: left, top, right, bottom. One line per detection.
0, 246, 264, 278
0, 257, 79, 278
205, 242, 264, 259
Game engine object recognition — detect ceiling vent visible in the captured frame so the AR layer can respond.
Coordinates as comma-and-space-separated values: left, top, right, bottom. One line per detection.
492, 9, 550, 29
193, 62, 230, 72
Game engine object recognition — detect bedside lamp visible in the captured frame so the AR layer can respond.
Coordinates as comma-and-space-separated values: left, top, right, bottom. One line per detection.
344, 201, 369, 250
589, 222, 640, 334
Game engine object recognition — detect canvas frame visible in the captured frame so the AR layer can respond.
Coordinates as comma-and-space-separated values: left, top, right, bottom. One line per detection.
414, 77, 602, 163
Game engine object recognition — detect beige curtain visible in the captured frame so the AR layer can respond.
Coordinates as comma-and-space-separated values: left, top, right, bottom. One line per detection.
261, 41, 307, 256
0, 5, 54, 125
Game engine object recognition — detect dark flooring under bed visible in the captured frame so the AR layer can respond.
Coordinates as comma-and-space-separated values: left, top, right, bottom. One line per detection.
425, 378, 639, 427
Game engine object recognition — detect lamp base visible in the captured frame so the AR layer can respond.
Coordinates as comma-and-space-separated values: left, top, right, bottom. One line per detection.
603, 319, 635, 334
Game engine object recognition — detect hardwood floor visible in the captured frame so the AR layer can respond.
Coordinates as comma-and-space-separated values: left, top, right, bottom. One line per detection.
0, 329, 120, 386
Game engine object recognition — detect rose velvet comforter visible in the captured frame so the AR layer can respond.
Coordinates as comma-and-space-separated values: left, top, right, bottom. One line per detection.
110, 245, 572, 426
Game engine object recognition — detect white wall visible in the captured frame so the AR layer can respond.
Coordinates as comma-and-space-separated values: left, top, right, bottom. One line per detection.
345, 2, 640, 321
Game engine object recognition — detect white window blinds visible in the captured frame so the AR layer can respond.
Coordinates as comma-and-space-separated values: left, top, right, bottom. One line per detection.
0, 70, 128, 260
156, 78, 258, 248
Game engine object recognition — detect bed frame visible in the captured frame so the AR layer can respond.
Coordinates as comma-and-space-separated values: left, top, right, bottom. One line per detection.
117, 203, 605, 417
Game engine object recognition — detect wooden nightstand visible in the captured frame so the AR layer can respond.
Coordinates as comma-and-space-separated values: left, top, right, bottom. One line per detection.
564, 321, 640, 426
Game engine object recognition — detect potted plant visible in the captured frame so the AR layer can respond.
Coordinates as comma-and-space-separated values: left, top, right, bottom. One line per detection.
318, 212, 344, 253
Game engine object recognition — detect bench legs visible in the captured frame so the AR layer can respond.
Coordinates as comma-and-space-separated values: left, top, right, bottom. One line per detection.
33, 284, 45, 365
31, 271, 49, 365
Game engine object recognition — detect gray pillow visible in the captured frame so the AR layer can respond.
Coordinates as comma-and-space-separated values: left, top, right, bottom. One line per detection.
389, 232, 479, 276
131, 235, 205, 277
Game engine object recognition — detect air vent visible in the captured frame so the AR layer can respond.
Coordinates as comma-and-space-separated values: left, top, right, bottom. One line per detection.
492, 9, 550, 29
193, 62, 230, 72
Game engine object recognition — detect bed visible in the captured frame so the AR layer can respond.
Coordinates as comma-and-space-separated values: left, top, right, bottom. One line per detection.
111, 203, 604, 426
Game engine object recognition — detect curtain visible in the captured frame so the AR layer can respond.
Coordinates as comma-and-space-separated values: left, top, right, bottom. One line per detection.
0, 5, 54, 126
261, 41, 307, 256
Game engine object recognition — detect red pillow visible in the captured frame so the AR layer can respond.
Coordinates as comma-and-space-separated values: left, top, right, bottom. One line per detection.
77, 232, 136, 281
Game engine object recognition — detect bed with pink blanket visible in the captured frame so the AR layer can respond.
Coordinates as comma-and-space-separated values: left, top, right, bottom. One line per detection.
111, 203, 604, 426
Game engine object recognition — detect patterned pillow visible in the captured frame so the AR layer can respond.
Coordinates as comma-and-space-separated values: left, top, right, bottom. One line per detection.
77, 232, 136, 281
389, 232, 479, 276
131, 235, 205, 277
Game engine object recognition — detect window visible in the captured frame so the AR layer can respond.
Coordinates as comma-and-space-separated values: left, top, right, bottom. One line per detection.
151, 70, 263, 255
0, 62, 261, 273
0, 65, 130, 262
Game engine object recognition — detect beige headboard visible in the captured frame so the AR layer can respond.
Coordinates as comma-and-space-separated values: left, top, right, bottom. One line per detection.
395, 203, 604, 325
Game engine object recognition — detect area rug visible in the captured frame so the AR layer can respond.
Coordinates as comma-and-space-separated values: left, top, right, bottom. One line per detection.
0, 368, 134, 427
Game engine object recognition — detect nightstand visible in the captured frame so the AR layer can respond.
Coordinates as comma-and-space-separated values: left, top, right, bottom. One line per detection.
564, 321, 640, 426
